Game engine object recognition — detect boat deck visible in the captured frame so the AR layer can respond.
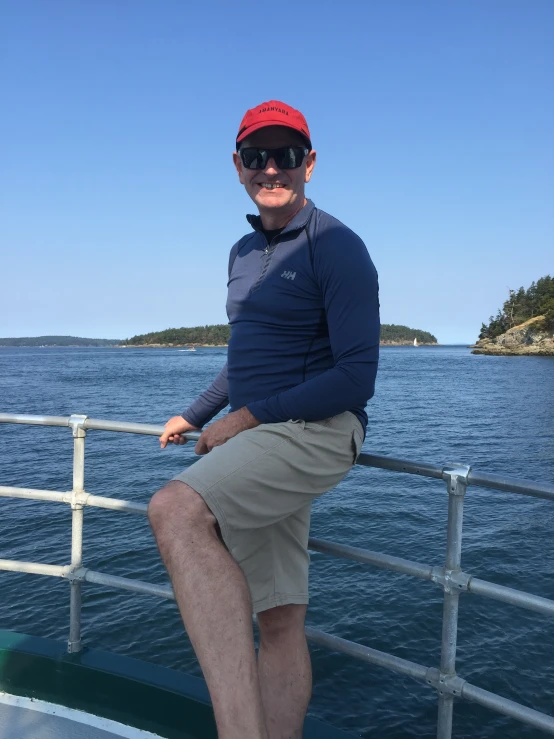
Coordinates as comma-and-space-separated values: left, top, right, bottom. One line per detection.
0, 693, 167, 739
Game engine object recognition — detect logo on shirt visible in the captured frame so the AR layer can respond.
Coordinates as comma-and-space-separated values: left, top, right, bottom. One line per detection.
281, 270, 296, 281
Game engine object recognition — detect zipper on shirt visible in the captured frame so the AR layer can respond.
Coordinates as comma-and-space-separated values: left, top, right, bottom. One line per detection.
264, 232, 280, 253
251, 238, 279, 293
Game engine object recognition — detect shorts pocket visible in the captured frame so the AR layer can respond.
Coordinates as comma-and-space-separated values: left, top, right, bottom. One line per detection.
287, 419, 306, 432
351, 428, 363, 464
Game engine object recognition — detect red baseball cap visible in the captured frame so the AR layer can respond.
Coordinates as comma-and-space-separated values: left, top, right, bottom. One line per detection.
236, 100, 312, 150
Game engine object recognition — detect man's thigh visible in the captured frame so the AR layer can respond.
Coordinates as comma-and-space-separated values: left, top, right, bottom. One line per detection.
173, 412, 362, 536
171, 411, 363, 612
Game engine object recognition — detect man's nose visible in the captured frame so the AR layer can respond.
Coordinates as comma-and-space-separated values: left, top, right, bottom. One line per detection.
263, 157, 280, 174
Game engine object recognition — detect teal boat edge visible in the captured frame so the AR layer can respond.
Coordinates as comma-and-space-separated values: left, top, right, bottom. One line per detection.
0, 630, 358, 738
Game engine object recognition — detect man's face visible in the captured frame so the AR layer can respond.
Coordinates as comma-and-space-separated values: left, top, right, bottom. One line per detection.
233, 126, 316, 216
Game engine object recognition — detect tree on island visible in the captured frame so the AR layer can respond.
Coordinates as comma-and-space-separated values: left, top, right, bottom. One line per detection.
478, 275, 554, 340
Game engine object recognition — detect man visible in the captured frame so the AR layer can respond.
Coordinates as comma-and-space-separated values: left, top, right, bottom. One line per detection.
148, 100, 380, 739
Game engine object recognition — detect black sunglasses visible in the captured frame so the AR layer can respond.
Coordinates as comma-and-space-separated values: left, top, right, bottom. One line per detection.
238, 146, 309, 170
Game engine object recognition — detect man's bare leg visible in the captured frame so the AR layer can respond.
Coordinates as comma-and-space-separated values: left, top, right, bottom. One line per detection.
148, 481, 268, 739
257, 604, 312, 739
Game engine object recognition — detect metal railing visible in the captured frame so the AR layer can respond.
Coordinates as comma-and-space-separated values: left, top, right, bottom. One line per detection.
1, 412, 553, 738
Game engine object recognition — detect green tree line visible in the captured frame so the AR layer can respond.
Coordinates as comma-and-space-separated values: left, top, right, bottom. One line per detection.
122, 325, 231, 345
122, 323, 437, 346
0, 336, 120, 347
478, 275, 554, 340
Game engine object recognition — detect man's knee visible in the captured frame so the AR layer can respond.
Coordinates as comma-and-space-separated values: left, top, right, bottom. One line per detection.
258, 604, 307, 647
148, 480, 215, 536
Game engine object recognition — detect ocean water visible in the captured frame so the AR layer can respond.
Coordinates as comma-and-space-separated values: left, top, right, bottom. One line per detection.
0, 345, 553, 738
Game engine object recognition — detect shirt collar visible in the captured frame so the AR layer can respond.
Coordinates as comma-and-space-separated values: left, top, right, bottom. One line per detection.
246, 199, 315, 235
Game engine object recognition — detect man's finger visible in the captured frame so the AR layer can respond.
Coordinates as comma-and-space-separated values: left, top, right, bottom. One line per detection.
195, 438, 209, 455
160, 431, 173, 448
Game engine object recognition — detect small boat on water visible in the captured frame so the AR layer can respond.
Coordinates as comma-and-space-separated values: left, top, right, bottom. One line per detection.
178, 346, 197, 352
413, 338, 418, 347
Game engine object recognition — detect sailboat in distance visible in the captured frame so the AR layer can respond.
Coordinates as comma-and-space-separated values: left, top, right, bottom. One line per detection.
413, 338, 418, 347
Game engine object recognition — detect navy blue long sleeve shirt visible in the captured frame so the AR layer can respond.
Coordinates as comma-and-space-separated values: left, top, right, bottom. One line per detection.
182, 200, 379, 436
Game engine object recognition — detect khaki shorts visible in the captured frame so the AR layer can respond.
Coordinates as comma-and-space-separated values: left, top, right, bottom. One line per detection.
172, 411, 363, 614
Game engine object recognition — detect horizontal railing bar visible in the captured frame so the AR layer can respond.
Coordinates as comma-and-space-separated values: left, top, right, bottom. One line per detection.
310, 537, 554, 617
0, 487, 148, 514
469, 578, 554, 617
84, 418, 202, 441
308, 537, 433, 580
359, 452, 554, 500
85, 418, 164, 436
306, 628, 554, 733
0, 560, 71, 577
305, 626, 429, 681
0, 560, 174, 598
81, 569, 175, 599
468, 469, 554, 502
0, 486, 70, 503
357, 452, 445, 479
0, 414, 71, 428
83, 495, 148, 515
0, 413, 202, 441
462, 681, 554, 734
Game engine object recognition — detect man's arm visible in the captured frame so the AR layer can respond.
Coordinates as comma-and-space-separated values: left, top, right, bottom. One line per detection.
182, 363, 230, 428
160, 364, 229, 448
246, 228, 379, 423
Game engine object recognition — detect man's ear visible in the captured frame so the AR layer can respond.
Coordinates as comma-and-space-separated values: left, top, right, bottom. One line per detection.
233, 151, 245, 184
305, 150, 316, 183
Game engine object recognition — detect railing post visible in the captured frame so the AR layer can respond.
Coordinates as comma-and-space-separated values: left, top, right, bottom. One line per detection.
436, 464, 471, 739
68, 414, 87, 653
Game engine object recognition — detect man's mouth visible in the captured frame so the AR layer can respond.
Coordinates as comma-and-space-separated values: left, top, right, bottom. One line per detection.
258, 183, 286, 190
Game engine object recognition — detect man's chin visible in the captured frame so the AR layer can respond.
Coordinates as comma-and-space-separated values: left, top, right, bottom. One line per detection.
254, 193, 294, 211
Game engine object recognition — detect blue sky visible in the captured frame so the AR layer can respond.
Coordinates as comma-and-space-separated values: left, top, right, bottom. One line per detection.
1, 0, 552, 344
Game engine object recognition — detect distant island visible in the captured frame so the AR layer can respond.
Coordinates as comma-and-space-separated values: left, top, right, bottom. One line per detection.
472, 275, 554, 356
1, 324, 437, 348
0, 336, 120, 347
380, 324, 437, 345
121, 323, 437, 347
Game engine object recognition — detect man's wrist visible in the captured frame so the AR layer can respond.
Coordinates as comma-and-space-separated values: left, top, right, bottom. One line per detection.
181, 411, 201, 429
236, 406, 260, 428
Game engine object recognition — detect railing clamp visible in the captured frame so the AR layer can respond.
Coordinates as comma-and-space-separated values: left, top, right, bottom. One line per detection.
425, 667, 466, 697
69, 491, 89, 510
67, 637, 82, 653
431, 566, 471, 593
442, 463, 471, 495
66, 566, 88, 583
69, 414, 88, 438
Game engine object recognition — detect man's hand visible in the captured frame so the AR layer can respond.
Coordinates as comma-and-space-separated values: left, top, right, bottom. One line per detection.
195, 407, 260, 455
159, 416, 200, 449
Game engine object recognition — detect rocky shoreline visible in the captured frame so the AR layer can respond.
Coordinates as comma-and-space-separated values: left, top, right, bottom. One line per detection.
471, 316, 554, 356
